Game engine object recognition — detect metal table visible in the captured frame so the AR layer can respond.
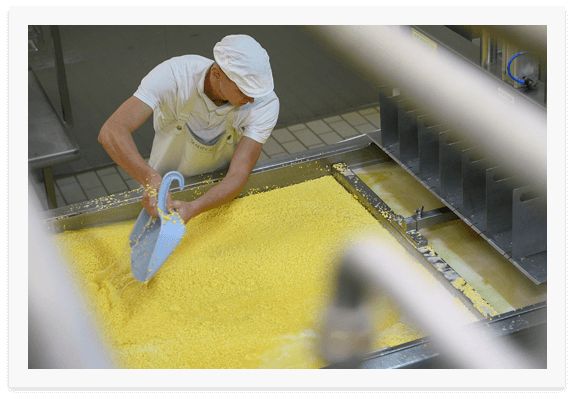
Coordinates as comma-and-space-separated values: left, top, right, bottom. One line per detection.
28, 67, 79, 209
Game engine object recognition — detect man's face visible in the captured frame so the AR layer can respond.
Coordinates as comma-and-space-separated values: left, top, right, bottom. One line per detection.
217, 68, 255, 107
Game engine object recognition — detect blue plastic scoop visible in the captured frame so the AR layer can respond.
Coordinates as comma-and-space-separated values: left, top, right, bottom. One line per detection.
130, 171, 186, 282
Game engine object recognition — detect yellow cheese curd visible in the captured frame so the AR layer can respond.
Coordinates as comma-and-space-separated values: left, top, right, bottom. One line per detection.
53, 176, 425, 369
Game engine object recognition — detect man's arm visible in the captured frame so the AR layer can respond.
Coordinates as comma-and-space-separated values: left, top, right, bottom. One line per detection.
98, 96, 156, 184
174, 135, 263, 223
98, 96, 171, 217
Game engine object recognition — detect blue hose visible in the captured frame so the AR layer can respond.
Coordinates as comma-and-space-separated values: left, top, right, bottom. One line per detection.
507, 52, 528, 84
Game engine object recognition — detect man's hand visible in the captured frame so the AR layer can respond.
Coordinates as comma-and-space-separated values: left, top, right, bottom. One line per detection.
170, 136, 263, 224
172, 200, 197, 224
142, 173, 177, 219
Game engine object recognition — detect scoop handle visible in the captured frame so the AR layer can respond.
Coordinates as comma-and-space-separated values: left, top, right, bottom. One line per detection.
157, 171, 185, 215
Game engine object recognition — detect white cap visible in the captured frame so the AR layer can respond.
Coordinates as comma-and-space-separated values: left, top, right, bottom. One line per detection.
213, 35, 274, 98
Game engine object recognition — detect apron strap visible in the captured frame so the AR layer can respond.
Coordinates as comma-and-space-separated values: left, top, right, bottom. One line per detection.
179, 93, 198, 122
174, 93, 199, 134
226, 108, 236, 133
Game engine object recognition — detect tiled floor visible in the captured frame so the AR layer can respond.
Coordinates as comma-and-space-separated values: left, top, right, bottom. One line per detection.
32, 105, 380, 211
29, 26, 381, 177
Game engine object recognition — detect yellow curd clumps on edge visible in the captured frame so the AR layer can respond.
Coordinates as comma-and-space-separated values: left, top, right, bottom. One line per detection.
53, 176, 431, 369
452, 277, 499, 318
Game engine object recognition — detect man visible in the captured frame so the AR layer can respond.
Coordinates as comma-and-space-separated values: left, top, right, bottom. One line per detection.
98, 34, 279, 223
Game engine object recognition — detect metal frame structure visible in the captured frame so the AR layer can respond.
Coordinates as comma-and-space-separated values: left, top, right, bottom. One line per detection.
372, 26, 547, 284
35, 24, 548, 370
42, 136, 547, 368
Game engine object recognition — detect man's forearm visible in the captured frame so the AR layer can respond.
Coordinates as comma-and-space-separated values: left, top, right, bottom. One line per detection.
186, 173, 247, 219
98, 121, 159, 187
179, 136, 262, 221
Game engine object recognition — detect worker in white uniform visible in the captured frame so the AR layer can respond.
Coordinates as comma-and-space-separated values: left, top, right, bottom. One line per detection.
99, 35, 279, 224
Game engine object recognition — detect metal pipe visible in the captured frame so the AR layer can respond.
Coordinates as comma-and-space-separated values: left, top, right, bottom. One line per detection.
319, 236, 538, 368
41, 166, 58, 209
49, 26, 73, 126
28, 178, 114, 368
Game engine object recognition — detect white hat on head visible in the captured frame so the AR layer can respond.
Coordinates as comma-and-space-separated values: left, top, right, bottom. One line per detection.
213, 34, 274, 98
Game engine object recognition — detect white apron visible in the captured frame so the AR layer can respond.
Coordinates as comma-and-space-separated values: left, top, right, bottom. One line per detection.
147, 92, 240, 177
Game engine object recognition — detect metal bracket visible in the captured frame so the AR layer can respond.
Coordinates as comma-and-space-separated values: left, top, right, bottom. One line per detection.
401, 206, 457, 232
414, 205, 424, 230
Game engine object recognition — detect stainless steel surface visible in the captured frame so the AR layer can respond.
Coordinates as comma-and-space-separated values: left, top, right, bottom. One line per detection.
485, 167, 522, 246
474, 26, 547, 61
29, 66, 80, 210
42, 167, 58, 210
332, 161, 429, 248
313, 25, 547, 193
49, 26, 73, 126
368, 123, 547, 285
347, 302, 547, 369
439, 131, 469, 209
340, 25, 548, 284
321, 238, 538, 368
412, 25, 480, 65
41, 135, 385, 231
28, 68, 79, 169
511, 187, 547, 283
402, 206, 457, 231
331, 161, 495, 319
461, 148, 493, 232
501, 39, 545, 98
42, 136, 492, 317
41, 135, 546, 369
480, 29, 498, 67
398, 98, 424, 167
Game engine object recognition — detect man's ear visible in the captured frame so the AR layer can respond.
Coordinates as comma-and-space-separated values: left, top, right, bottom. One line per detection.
212, 64, 223, 80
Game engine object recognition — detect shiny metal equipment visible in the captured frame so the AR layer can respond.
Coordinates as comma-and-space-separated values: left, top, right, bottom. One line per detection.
310, 24, 548, 369
35, 24, 548, 371
42, 135, 547, 369
367, 25, 547, 285
28, 67, 79, 209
